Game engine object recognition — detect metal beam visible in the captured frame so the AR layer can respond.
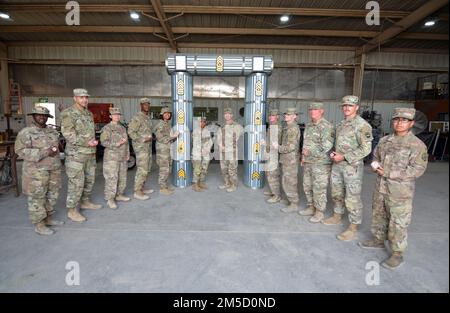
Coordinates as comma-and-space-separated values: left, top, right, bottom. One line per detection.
0, 4, 411, 18
352, 48, 366, 99
149, 0, 177, 51
1, 26, 446, 41
6, 41, 448, 54
359, 0, 449, 55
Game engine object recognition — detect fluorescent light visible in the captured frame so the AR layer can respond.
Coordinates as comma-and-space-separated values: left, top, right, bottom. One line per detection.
0, 12, 10, 19
424, 20, 436, 27
280, 15, 290, 23
130, 12, 140, 20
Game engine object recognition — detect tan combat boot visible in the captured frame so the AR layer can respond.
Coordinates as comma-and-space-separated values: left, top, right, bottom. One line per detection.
198, 181, 208, 190
107, 199, 118, 209
142, 188, 154, 194
218, 178, 231, 190
267, 195, 281, 204
358, 238, 385, 250
298, 206, 315, 216
115, 194, 131, 202
160, 187, 174, 196
45, 215, 64, 226
381, 252, 404, 269
309, 210, 324, 223
264, 191, 273, 196
281, 202, 298, 213
134, 190, 150, 200
192, 183, 202, 192
323, 213, 343, 225
35, 221, 54, 235
226, 184, 237, 193
337, 223, 358, 241
80, 200, 102, 210
67, 208, 87, 222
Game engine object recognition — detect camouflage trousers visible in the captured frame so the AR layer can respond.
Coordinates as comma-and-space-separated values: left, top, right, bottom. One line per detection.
22, 166, 61, 224
266, 163, 281, 196
156, 152, 172, 188
103, 160, 127, 200
65, 154, 96, 209
371, 189, 413, 253
193, 159, 210, 183
303, 163, 331, 212
220, 160, 238, 186
134, 148, 152, 192
281, 158, 299, 204
331, 161, 364, 224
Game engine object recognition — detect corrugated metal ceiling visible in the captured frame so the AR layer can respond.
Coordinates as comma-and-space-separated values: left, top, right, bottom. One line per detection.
0, 0, 447, 52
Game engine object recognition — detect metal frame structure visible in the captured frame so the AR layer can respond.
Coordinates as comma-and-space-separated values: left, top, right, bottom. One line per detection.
166, 54, 273, 189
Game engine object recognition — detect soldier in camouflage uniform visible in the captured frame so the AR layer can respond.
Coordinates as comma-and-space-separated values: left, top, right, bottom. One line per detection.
61, 88, 102, 222
299, 102, 334, 223
100, 107, 131, 209
128, 98, 154, 201
154, 107, 179, 195
324, 95, 373, 242
15, 106, 63, 235
192, 117, 213, 192
264, 109, 282, 204
359, 108, 428, 269
274, 108, 300, 213
217, 108, 244, 193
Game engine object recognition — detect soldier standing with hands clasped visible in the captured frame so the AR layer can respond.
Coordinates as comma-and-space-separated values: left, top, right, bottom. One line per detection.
359, 108, 428, 270
61, 88, 102, 222
100, 107, 131, 210
15, 106, 63, 235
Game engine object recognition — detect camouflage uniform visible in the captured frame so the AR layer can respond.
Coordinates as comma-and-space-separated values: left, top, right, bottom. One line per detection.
15, 109, 61, 225
128, 108, 153, 192
279, 108, 301, 205
302, 106, 334, 213
61, 97, 97, 210
217, 112, 243, 188
265, 109, 282, 197
154, 108, 175, 189
192, 120, 213, 184
100, 112, 130, 201
370, 117, 427, 253
331, 104, 372, 225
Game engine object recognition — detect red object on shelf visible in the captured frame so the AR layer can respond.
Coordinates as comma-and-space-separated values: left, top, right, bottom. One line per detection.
87, 103, 113, 124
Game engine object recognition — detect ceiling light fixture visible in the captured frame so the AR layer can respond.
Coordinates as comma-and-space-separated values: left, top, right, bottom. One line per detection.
280, 15, 290, 23
130, 12, 140, 20
0, 12, 10, 20
424, 19, 436, 27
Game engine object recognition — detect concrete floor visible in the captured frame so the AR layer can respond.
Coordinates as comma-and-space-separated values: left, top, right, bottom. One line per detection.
0, 161, 448, 292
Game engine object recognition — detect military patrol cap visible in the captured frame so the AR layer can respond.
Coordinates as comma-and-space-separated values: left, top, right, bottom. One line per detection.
28, 106, 54, 118
109, 107, 121, 115
268, 109, 279, 116
284, 108, 298, 115
140, 97, 151, 104
341, 95, 359, 106
223, 108, 233, 115
73, 88, 89, 97
308, 102, 324, 110
160, 106, 172, 115
392, 108, 416, 120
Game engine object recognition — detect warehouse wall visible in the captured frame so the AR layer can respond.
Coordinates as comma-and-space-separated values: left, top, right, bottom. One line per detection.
7, 45, 449, 71
2, 45, 443, 136
0, 96, 412, 136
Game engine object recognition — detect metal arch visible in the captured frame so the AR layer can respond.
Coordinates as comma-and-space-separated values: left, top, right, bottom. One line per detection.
166, 54, 273, 189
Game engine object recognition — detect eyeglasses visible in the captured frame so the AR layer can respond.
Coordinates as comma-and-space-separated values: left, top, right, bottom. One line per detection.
392, 118, 412, 124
